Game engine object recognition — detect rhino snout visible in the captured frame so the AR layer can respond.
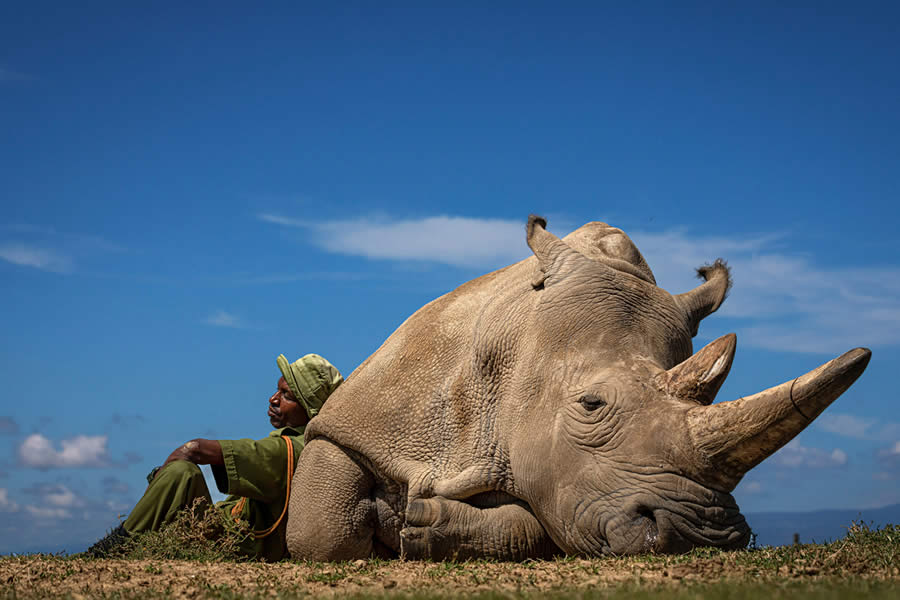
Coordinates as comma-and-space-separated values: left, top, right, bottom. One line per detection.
604, 501, 703, 555
605, 504, 724, 555
582, 492, 751, 556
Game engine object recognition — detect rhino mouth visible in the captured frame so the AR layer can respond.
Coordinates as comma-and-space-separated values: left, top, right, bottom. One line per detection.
572, 487, 750, 556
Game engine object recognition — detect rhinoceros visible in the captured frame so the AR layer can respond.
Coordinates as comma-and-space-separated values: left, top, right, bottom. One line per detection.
285, 216, 870, 560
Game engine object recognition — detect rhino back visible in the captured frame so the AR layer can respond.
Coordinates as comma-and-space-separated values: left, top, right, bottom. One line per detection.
306, 259, 535, 487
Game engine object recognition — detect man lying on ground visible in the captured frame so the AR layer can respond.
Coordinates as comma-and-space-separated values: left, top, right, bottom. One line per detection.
86, 353, 343, 560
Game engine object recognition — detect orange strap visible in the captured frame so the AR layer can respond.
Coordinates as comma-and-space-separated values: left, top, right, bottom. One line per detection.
230, 435, 295, 540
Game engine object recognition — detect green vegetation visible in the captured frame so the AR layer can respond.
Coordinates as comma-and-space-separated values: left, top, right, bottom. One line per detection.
99, 498, 253, 562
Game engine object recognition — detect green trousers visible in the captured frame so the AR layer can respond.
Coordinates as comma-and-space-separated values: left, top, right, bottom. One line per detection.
123, 460, 214, 534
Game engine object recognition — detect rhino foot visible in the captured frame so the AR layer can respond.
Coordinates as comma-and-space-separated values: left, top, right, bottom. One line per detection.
401, 497, 460, 561
400, 496, 558, 561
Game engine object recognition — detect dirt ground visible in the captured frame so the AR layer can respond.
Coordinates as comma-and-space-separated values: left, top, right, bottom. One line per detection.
3, 552, 899, 599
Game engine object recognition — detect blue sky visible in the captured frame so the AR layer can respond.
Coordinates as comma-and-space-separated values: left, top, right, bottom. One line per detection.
1, 1, 899, 554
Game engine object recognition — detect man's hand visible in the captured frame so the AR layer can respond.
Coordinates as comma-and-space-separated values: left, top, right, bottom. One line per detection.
161, 439, 224, 470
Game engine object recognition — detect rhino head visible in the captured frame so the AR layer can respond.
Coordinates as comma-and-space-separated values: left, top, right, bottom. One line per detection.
508, 216, 870, 555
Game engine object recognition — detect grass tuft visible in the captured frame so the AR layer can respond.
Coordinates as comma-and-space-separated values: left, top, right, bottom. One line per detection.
113, 498, 253, 562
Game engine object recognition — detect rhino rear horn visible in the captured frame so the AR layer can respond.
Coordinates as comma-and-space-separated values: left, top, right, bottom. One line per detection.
526, 215, 586, 288
661, 333, 736, 406
674, 260, 732, 336
687, 347, 871, 490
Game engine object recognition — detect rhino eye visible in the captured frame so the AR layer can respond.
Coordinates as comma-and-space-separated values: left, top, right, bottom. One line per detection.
579, 395, 607, 411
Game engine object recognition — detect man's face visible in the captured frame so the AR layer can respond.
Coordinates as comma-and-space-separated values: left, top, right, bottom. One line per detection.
268, 376, 309, 428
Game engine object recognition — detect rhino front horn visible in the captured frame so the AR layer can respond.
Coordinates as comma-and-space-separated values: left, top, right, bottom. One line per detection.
687, 347, 872, 490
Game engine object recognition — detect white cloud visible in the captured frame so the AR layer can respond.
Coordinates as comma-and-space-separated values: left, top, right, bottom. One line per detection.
0, 226, 125, 275
43, 485, 84, 508
23, 484, 86, 511
0, 488, 19, 512
205, 309, 242, 328
816, 413, 900, 441
630, 230, 900, 353
106, 500, 131, 512
816, 414, 876, 439
260, 214, 527, 269
25, 505, 72, 520
261, 214, 900, 352
258, 213, 305, 227
18, 434, 111, 468
876, 440, 900, 476
771, 440, 848, 468
0, 243, 72, 272
741, 480, 763, 494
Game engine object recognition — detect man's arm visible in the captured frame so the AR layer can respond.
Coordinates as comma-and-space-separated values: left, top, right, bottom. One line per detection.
162, 439, 224, 468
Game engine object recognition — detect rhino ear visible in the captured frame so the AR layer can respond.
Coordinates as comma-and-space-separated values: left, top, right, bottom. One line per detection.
660, 333, 736, 406
674, 260, 732, 336
526, 215, 583, 288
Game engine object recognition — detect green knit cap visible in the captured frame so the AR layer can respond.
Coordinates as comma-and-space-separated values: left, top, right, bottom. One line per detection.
276, 353, 343, 418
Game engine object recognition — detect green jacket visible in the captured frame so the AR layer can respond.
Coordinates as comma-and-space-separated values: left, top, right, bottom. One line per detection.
212, 425, 304, 561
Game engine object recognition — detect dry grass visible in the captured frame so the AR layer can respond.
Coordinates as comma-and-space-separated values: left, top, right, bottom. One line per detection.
1, 522, 897, 599
110, 498, 253, 562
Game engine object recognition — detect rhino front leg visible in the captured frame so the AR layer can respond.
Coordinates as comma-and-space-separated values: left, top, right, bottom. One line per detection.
401, 496, 558, 561
285, 438, 376, 561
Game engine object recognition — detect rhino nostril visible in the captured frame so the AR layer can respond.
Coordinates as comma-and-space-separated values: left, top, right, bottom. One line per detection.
636, 507, 655, 522
635, 507, 660, 550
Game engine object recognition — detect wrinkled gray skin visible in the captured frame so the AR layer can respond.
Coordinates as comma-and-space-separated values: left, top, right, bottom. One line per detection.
286, 217, 871, 560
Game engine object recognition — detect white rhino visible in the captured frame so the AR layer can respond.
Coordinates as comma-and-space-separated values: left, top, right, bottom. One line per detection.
285, 216, 870, 559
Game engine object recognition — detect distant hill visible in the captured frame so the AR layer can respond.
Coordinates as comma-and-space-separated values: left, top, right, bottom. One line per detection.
745, 503, 900, 547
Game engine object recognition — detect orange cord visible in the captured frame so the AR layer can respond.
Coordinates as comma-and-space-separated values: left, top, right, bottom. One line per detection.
230, 435, 295, 539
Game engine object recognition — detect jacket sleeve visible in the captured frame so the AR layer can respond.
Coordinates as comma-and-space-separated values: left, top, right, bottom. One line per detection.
215, 436, 291, 502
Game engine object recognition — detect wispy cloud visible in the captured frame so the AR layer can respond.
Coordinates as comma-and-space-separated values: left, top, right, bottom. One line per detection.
0, 489, 18, 513
630, 229, 900, 353
258, 213, 305, 227
771, 440, 848, 469
259, 213, 527, 269
25, 505, 72, 520
1, 481, 126, 549
24, 484, 85, 508
875, 441, 900, 480
0, 243, 72, 272
261, 214, 900, 352
816, 413, 900, 441
17, 434, 112, 469
740, 480, 764, 494
205, 309, 243, 328
0, 224, 126, 274
101, 476, 130, 495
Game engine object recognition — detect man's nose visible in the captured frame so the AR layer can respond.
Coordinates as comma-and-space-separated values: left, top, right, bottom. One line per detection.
269, 391, 280, 405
